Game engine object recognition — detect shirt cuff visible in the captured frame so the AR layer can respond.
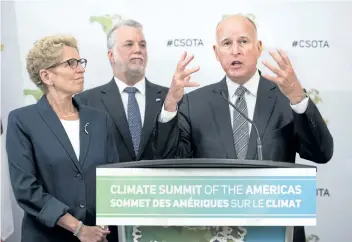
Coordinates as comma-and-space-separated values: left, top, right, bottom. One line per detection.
158, 104, 178, 123
290, 96, 309, 114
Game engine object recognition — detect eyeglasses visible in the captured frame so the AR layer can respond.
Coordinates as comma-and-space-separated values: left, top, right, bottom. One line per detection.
46, 58, 87, 69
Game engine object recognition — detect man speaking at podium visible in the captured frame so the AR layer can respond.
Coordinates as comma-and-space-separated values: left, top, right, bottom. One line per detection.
153, 15, 333, 242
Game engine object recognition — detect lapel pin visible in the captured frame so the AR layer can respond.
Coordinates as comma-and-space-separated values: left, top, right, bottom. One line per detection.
84, 123, 90, 135
156, 98, 161, 102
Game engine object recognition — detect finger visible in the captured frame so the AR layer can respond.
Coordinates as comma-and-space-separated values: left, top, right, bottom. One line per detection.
183, 81, 200, 88
268, 51, 286, 70
277, 49, 292, 66
262, 60, 284, 77
175, 51, 187, 71
180, 66, 200, 79
261, 73, 282, 85
178, 51, 187, 65
179, 54, 195, 71
101, 229, 111, 235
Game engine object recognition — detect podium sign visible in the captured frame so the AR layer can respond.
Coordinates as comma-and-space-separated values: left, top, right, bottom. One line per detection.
96, 167, 316, 242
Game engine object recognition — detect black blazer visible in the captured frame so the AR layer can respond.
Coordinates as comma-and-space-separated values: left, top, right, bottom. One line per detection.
75, 78, 168, 163
6, 95, 119, 242
153, 75, 334, 242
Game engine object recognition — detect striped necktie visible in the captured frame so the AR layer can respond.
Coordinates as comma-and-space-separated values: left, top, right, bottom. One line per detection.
232, 86, 249, 159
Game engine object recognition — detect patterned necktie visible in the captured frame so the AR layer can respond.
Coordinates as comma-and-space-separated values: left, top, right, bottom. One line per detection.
124, 87, 142, 156
232, 86, 250, 159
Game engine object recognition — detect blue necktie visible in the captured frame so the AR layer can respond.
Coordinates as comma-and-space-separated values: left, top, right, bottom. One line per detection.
124, 87, 142, 156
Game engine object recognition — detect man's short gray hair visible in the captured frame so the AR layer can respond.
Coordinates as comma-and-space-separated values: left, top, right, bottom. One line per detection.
107, 19, 143, 50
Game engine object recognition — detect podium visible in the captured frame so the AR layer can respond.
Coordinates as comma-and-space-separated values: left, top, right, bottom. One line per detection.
96, 159, 316, 242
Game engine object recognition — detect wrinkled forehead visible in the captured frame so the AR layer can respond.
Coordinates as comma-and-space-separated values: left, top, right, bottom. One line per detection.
115, 26, 146, 43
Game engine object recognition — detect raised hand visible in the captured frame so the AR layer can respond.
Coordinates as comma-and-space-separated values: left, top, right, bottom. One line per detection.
262, 49, 306, 104
164, 51, 200, 111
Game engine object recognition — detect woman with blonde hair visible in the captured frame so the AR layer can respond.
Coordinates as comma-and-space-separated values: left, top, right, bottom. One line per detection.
6, 35, 119, 242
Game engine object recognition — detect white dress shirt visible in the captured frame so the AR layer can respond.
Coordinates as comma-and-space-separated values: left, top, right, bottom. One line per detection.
114, 76, 146, 126
159, 70, 309, 129
226, 70, 259, 133
60, 119, 80, 159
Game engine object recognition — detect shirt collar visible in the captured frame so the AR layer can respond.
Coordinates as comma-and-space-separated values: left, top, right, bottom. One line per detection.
114, 76, 146, 96
226, 70, 260, 97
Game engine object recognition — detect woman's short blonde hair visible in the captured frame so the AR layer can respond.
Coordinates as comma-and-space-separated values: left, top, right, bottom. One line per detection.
26, 35, 78, 91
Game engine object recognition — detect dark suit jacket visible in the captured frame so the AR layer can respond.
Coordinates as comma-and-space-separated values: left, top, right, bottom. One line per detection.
6, 95, 119, 242
153, 75, 333, 242
75, 78, 168, 163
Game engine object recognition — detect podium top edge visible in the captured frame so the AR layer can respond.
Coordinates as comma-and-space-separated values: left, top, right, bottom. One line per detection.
99, 158, 317, 170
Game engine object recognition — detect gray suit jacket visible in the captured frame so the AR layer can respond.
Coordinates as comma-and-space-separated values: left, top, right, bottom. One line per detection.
6, 95, 119, 242
153, 75, 333, 242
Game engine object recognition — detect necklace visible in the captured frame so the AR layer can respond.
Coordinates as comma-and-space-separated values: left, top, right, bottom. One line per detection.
60, 111, 77, 118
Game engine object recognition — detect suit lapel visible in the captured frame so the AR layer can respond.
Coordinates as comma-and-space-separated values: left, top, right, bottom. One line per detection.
101, 79, 135, 158
36, 96, 82, 173
209, 78, 236, 159
78, 105, 91, 164
137, 80, 164, 160
246, 76, 277, 159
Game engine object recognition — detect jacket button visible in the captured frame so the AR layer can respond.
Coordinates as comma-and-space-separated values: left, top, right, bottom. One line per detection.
79, 203, 85, 209
76, 174, 83, 180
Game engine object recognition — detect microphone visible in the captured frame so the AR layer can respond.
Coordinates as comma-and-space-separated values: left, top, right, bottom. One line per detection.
220, 90, 263, 160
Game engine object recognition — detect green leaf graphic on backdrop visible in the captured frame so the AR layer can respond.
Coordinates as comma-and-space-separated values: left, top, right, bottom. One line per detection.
306, 88, 328, 124
23, 89, 43, 101
90, 14, 122, 34
1, 43, 4, 51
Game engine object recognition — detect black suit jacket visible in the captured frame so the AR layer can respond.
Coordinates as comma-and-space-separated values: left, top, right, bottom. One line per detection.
75, 78, 169, 163
153, 75, 333, 242
6, 95, 119, 242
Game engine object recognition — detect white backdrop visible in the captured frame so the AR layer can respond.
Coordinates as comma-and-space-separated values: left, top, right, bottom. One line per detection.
2, 1, 352, 241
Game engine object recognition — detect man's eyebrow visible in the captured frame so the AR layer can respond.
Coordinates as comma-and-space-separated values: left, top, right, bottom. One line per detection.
220, 38, 230, 43
123, 40, 146, 43
220, 35, 249, 43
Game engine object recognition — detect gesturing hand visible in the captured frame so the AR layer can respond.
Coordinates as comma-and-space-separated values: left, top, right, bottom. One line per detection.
164, 51, 200, 111
262, 49, 306, 104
